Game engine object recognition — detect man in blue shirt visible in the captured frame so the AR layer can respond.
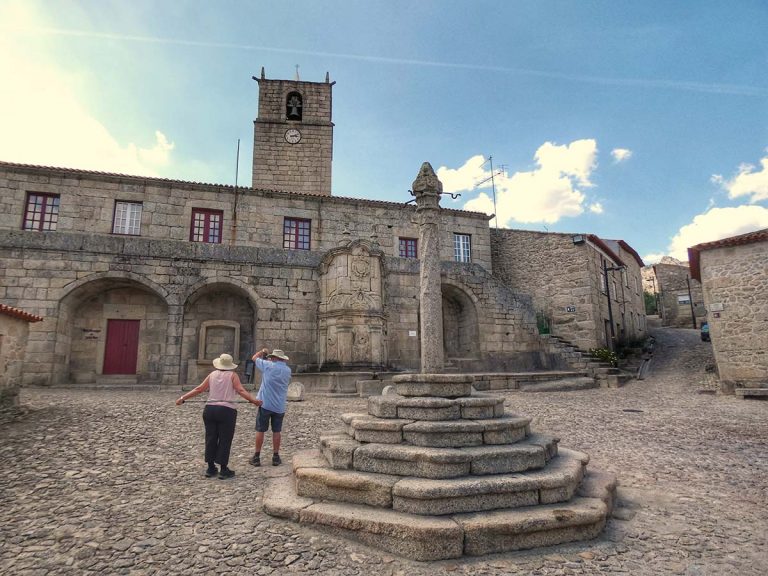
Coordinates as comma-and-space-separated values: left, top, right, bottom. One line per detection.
250, 347, 292, 466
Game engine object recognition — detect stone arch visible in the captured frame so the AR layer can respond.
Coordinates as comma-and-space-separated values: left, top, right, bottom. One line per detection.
441, 281, 481, 360
180, 280, 258, 386
59, 271, 171, 305
54, 273, 172, 385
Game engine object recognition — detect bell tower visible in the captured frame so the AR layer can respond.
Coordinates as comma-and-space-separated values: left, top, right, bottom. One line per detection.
252, 68, 334, 196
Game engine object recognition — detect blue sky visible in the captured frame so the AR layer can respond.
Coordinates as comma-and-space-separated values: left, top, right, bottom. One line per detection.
2, 1, 767, 261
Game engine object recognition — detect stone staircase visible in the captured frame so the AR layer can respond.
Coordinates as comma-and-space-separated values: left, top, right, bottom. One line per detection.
539, 334, 628, 388
263, 373, 617, 561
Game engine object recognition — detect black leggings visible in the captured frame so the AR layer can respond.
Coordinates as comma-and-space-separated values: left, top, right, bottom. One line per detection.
202, 405, 237, 468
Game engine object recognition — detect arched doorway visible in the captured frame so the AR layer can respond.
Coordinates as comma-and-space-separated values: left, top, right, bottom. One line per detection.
56, 275, 170, 385
442, 284, 480, 360
181, 282, 257, 386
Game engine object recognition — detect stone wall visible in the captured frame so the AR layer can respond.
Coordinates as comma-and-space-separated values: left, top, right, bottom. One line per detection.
490, 230, 646, 351
698, 240, 768, 389
491, 230, 599, 351
654, 263, 705, 328
0, 314, 32, 408
0, 164, 492, 270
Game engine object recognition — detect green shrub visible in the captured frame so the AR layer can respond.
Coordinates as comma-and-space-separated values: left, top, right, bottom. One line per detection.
589, 347, 619, 367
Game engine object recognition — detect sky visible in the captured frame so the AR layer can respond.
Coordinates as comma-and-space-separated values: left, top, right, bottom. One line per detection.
1, 0, 767, 263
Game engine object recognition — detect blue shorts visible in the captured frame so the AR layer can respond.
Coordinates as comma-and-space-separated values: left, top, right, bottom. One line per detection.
256, 407, 285, 433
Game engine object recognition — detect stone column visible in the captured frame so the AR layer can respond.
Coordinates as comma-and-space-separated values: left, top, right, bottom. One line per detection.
411, 162, 444, 374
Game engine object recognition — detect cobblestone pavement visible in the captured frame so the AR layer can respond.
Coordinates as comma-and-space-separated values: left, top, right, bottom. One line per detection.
2, 323, 767, 575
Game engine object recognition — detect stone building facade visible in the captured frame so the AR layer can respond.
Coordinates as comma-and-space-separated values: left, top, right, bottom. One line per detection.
652, 260, 705, 328
0, 304, 42, 407
0, 72, 648, 388
0, 160, 562, 387
491, 230, 646, 351
689, 229, 768, 392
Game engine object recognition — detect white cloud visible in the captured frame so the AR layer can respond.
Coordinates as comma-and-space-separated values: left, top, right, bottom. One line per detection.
0, 2, 174, 177
641, 252, 666, 265
712, 152, 768, 203
437, 155, 487, 193
665, 205, 768, 260
611, 148, 633, 163
589, 202, 604, 214
441, 139, 598, 225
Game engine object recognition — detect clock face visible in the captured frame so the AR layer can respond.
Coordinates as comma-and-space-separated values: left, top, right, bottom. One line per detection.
284, 128, 302, 144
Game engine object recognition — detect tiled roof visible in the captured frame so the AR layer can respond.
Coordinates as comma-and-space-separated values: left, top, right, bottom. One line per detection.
0, 303, 43, 323
0, 160, 489, 219
587, 235, 625, 267
688, 227, 768, 281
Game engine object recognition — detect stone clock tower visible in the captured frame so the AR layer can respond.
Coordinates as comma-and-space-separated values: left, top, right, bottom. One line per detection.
251, 68, 334, 196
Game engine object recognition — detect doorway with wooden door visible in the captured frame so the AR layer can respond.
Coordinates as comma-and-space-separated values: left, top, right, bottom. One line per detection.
103, 319, 140, 374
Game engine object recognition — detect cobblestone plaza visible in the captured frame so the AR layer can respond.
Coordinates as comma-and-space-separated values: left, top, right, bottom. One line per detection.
1, 324, 766, 575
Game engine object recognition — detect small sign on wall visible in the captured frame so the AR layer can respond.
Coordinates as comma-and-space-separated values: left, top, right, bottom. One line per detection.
565, 306, 576, 313
709, 302, 724, 312
408, 330, 417, 337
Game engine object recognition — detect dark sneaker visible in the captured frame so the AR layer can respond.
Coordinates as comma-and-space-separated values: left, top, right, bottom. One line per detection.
272, 454, 281, 466
205, 466, 218, 478
218, 468, 235, 480
250, 454, 261, 467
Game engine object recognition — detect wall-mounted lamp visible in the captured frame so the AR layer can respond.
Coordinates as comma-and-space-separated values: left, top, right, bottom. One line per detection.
572, 234, 586, 245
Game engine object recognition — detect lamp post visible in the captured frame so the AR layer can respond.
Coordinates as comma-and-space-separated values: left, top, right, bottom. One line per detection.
603, 260, 626, 350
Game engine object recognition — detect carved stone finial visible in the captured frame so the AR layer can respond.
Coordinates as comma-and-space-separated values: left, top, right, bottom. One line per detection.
339, 225, 352, 246
325, 71, 330, 83
261, 66, 265, 79
411, 162, 443, 196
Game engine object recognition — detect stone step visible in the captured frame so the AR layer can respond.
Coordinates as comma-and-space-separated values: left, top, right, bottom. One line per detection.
341, 412, 531, 447
321, 433, 560, 479
293, 450, 399, 508
263, 469, 617, 561
340, 413, 414, 444
735, 388, 768, 398
403, 415, 531, 447
391, 450, 587, 515
391, 373, 475, 398
519, 376, 598, 393
368, 393, 505, 421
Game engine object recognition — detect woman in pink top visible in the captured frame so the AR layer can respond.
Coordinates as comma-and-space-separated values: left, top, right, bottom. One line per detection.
176, 353, 262, 479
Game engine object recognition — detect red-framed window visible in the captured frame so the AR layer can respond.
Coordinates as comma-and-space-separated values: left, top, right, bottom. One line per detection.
399, 237, 418, 258
112, 201, 142, 235
190, 208, 223, 243
283, 217, 311, 250
23, 193, 60, 231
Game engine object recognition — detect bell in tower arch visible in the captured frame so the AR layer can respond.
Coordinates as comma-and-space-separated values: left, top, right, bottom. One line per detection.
286, 92, 303, 121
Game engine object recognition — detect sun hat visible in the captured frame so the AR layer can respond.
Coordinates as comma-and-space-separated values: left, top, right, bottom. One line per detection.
213, 353, 238, 370
268, 349, 290, 361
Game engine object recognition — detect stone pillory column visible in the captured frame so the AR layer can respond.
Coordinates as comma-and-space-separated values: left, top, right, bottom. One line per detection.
411, 162, 445, 374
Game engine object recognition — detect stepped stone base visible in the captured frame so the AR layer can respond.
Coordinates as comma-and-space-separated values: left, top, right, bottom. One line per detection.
265, 370, 617, 561
263, 467, 617, 561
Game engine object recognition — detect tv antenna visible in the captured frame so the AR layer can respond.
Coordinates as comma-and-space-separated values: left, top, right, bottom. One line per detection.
475, 155, 506, 228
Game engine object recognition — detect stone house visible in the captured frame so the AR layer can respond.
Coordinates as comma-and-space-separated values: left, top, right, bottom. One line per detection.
491, 230, 646, 352
0, 304, 43, 407
689, 228, 768, 394
0, 71, 647, 387
652, 260, 705, 328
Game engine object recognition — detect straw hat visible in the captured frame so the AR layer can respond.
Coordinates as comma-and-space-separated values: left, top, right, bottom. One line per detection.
213, 353, 238, 370
268, 349, 290, 361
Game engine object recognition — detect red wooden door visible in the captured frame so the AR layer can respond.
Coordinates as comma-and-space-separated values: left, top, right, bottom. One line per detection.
103, 319, 140, 374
